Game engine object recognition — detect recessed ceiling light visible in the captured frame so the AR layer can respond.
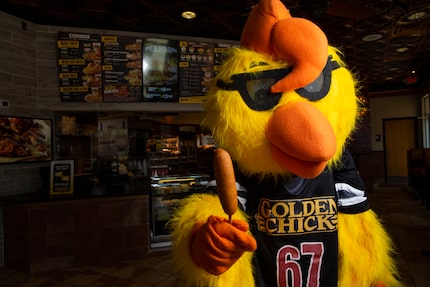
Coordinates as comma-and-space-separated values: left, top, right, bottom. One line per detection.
396, 47, 409, 52
182, 11, 196, 19
386, 76, 394, 80
362, 33, 382, 42
408, 11, 427, 21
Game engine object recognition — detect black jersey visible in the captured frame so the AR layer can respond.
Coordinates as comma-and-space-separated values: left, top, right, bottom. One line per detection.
235, 149, 369, 287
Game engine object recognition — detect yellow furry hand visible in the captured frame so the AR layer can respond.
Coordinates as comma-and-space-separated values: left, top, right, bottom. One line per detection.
190, 215, 257, 275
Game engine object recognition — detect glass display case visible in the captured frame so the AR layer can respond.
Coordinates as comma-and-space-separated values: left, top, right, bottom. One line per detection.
56, 113, 98, 174
150, 173, 210, 248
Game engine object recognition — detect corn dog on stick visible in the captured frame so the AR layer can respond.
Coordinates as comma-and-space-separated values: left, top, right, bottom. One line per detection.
213, 148, 237, 223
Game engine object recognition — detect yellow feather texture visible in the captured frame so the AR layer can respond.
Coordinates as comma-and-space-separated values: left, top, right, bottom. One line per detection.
169, 193, 255, 287
202, 46, 361, 177
337, 211, 401, 287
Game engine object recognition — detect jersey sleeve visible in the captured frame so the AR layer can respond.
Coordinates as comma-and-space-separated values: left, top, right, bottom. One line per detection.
334, 149, 370, 214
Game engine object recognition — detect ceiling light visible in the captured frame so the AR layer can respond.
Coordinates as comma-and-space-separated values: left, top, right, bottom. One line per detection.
396, 47, 409, 52
407, 11, 427, 21
182, 11, 196, 19
362, 33, 382, 42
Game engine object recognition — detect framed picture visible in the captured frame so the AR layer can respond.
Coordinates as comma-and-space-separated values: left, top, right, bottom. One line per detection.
0, 115, 53, 163
50, 160, 74, 196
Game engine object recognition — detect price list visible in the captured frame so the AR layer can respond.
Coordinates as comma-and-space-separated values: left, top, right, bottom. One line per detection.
102, 36, 143, 102
50, 160, 74, 195
214, 42, 240, 75
179, 41, 215, 104
57, 32, 102, 102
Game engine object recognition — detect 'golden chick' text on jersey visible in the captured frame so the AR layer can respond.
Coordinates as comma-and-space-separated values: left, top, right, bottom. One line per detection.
236, 149, 369, 287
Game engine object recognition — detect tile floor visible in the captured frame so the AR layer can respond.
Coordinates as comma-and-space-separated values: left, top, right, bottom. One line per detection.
0, 185, 429, 287
368, 185, 430, 287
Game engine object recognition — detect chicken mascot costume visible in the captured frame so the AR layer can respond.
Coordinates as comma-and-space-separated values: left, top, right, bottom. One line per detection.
170, 0, 401, 286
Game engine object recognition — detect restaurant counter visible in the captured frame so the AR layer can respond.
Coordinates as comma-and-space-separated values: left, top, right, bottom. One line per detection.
0, 190, 151, 273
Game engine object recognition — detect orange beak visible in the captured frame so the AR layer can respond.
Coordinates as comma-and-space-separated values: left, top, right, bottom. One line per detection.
265, 102, 337, 178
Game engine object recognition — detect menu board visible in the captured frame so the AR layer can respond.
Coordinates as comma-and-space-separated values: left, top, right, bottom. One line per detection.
50, 160, 74, 196
57, 32, 102, 102
102, 36, 143, 102
142, 38, 179, 102
57, 32, 239, 104
179, 41, 215, 104
214, 42, 240, 75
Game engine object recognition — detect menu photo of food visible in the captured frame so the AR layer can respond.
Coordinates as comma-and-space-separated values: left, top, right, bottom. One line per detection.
83, 87, 103, 103
82, 59, 103, 103
57, 32, 103, 102
142, 38, 179, 102
0, 116, 52, 163
102, 35, 143, 102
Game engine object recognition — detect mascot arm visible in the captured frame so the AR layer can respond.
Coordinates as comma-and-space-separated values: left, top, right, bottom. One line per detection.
170, 193, 256, 287
334, 150, 400, 286
338, 210, 400, 287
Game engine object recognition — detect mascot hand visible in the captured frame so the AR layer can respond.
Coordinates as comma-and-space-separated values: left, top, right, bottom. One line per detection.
190, 215, 257, 275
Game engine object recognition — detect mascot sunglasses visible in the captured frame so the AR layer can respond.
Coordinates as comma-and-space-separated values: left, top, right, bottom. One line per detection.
216, 56, 340, 111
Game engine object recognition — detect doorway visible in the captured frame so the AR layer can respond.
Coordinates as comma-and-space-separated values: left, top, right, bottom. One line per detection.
383, 117, 417, 183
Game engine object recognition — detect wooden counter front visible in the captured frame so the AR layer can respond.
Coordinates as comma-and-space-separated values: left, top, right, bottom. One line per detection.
1, 193, 150, 273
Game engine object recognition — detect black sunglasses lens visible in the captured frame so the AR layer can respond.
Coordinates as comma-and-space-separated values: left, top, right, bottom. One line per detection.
215, 57, 340, 109
296, 57, 339, 101
245, 78, 282, 110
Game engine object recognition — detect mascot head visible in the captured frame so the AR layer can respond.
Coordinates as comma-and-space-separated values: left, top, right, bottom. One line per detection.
202, 0, 362, 179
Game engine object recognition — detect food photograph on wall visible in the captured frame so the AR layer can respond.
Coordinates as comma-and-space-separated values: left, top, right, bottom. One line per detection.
0, 116, 52, 163
57, 32, 102, 102
142, 38, 179, 102
179, 41, 215, 104
102, 35, 143, 102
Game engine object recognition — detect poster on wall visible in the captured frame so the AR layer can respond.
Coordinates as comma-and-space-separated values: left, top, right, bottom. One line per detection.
178, 41, 215, 104
102, 35, 143, 102
57, 32, 102, 102
0, 116, 52, 163
50, 160, 74, 196
142, 38, 179, 102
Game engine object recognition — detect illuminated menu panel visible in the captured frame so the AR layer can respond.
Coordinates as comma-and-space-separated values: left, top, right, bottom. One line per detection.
57, 32, 102, 102
214, 42, 240, 75
142, 38, 179, 102
102, 35, 143, 102
57, 31, 239, 104
178, 41, 215, 104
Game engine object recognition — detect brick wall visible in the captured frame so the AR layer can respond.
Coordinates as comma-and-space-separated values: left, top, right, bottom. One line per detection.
0, 12, 42, 267
0, 12, 51, 198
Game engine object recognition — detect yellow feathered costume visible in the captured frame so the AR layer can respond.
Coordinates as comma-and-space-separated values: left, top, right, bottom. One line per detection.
170, 0, 401, 286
